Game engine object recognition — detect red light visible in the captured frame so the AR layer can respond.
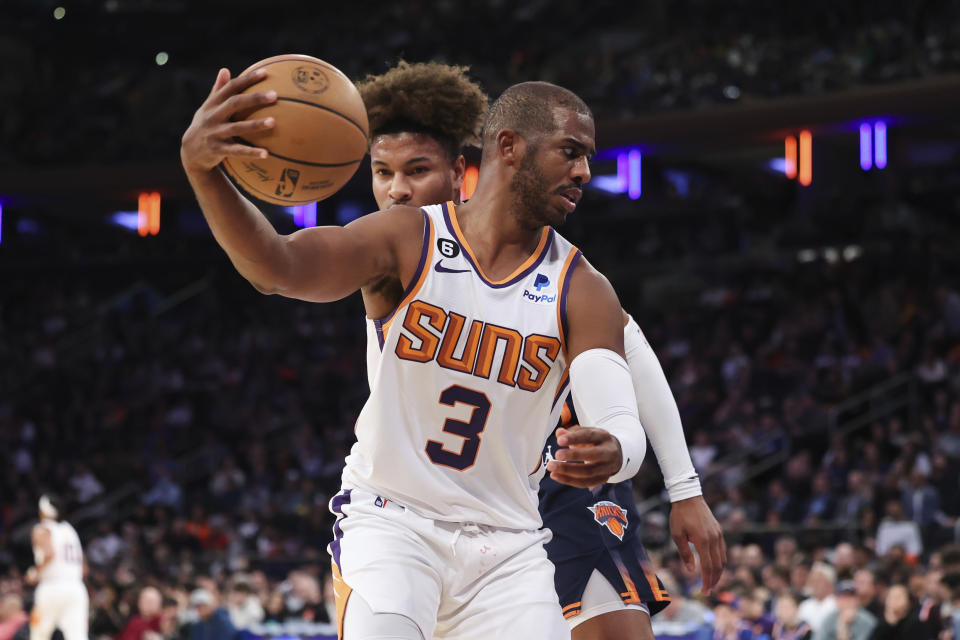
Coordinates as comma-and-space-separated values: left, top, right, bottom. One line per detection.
138, 192, 161, 236
460, 167, 479, 201
784, 136, 797, 179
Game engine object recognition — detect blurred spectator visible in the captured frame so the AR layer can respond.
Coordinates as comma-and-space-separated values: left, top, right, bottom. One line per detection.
772, 592, 812, 640
142, 471, 183, 512
185, 589, 235, 640
869, 585, 924, 640
652, 571, 711, 638
115, 587, 162, 640
69, 463, 105, 504
799, 563, 838, 633
741, 590, 775, 638
853, 570, 884, 620
902, 470, 940, 530
813, 581, 876, 640
0, 595, 27, 640
876, 501, 923, 559
88, 522, 126, 568
711, 593, 757, 640
90, 584, 124, 640
224, 577, 263, 631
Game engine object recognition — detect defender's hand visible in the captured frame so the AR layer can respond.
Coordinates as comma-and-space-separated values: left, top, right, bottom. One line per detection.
25, 567, 39, 585
180, 68, 278, 174
670, 495, 726, 595
547, 426, 623, 488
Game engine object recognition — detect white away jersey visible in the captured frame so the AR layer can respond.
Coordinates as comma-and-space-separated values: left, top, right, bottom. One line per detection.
38, 520, 84, 582
345, 202, 582, 530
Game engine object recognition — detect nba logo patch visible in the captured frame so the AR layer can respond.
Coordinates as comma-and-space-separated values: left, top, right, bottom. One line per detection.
588, 501, 628, 540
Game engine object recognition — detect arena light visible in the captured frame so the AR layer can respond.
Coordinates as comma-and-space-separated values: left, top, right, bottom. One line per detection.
784, 136, 797, 179
155, 52, 169, 67
589, 176, 625, 194
874, 121, 887, 169
798, 131, 812, 187
859, 123, 873, 171
138, 192, 161, 236
617, 153, 629, 193
53, 6, 65, 19
460, 166, 479, 201
303, 202, 317, 228
627, 150, 641, 199
110, 211, 141, 231
285, 203, 317, 228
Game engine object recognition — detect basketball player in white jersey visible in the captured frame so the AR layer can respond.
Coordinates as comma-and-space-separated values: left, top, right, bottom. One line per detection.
25, 495, 88, 640
354, 62, 726, 640
183, 71, 646, 639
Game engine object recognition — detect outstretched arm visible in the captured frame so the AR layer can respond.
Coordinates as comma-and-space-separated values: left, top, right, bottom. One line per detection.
181, 68, 423, 302
621, 312, 726, 594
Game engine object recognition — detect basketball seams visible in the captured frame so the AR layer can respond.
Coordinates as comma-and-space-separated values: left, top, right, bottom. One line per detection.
272, 97, 369, 138
234, 137, 364, 168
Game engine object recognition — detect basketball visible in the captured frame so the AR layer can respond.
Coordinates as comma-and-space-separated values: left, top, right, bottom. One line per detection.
221, 54, 369, 206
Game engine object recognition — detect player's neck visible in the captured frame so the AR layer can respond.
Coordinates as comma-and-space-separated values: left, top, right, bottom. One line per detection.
456, 186, 544, 280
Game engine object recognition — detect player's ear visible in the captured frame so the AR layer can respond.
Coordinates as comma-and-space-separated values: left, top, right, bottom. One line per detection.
497, 130, 521, 166
452, 155, 466, 188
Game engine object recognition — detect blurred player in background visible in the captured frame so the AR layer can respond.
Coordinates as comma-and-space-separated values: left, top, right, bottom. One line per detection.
26, 495, 87, 640
357, 61, 726, 640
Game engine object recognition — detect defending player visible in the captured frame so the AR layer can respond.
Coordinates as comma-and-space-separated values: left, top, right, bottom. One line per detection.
26, 495, 88, 640
357, 62, 725, 640
183, 71, 644, 639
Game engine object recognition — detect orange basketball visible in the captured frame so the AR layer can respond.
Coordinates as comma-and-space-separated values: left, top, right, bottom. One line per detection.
222, 54, 369, 206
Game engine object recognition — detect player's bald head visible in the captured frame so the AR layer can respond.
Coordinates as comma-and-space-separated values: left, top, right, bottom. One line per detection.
481, 82, 593, 156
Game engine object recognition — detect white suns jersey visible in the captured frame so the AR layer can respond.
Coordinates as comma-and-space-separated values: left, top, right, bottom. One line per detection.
348, 202, 582, 531
37, 520, 84, 582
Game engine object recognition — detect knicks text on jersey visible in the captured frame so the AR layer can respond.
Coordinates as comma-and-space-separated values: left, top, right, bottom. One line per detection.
349, 201, 582, 531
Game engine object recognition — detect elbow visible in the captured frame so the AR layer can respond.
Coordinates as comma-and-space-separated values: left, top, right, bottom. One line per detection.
249, 278, 281, 296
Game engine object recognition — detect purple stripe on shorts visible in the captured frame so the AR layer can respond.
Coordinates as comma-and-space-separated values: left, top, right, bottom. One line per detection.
329, 488, 352, 572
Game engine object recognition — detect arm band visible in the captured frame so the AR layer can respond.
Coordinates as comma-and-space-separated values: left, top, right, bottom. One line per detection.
34, 549, 46, 565
569, 348, 646, 484
623, 315, 702, 502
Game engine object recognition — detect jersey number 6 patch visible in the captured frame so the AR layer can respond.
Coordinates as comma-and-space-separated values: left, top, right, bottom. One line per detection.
426, 385, 491, 471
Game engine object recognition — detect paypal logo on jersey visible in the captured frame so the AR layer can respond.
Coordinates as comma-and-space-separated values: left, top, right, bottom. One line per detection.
523, 273, 555, 303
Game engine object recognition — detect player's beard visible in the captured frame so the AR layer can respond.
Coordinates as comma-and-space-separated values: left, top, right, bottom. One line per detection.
509, 150, 563, 229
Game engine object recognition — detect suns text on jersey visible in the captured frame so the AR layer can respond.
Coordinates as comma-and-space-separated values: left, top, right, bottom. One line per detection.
395, 299, 561, 391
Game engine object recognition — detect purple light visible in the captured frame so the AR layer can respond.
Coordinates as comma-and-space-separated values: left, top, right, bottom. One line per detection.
874, 122, 887, 169
627, 150, 641, 199
292, 206, 304, 227
0, 202, 3, 245
616, 153, 629, 193
110, 211, 141, 231
859, 123, 872, 171
303, 202, 317, 228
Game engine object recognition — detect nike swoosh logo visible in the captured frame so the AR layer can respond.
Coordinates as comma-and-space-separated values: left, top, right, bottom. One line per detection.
434, 261, 470, 274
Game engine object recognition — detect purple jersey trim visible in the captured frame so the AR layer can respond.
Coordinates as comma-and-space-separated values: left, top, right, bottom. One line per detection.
558, 250, 582, 346
441, 202, 555, 289
371, 210, 431, 333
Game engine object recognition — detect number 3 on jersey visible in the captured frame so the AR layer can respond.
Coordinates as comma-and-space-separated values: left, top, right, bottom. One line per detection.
426, 385, 491, 471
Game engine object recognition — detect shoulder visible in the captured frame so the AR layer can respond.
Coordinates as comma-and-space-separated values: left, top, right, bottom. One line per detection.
566, 256, 619, 314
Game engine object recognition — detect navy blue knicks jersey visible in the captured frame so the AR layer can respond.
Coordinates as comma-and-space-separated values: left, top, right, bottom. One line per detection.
539, 399, 671, 620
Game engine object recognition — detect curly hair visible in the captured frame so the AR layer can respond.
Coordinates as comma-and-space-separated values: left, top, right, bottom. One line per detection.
357, 61, 488, 162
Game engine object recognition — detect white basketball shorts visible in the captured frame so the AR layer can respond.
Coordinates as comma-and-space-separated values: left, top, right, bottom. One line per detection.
30, 580, 89, 640
328, 487, 569, 640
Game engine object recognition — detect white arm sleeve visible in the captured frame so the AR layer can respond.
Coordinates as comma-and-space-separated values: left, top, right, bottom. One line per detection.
624, 315, 702, 502
569, 348, 646, 484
